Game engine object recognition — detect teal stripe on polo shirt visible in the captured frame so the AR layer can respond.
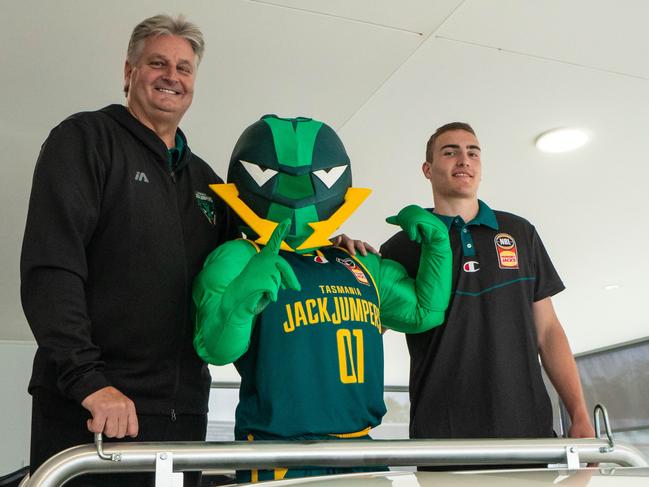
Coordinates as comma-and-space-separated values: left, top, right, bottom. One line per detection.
455, 277, 537, 296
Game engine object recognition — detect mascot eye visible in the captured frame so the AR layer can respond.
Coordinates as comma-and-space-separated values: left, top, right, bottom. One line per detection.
313, 165, 348, 189
240, 160, 278, 186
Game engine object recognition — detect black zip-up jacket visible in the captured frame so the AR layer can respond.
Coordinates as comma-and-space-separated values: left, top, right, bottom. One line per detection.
21, 104, 237, 415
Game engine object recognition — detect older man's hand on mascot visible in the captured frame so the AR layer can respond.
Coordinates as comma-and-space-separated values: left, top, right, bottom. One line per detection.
332, 233, 380, 256
386, 205, 449, 245
233, 219, 301, 314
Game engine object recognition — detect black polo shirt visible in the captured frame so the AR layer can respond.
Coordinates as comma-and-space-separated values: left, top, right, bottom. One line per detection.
380, 200, 564, 439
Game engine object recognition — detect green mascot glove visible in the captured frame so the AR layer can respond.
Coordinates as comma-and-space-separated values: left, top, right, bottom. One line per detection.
223, 219, 301, 317
384, 204, 452, 317
386, 204, 449, 245
193, 219, 300, 365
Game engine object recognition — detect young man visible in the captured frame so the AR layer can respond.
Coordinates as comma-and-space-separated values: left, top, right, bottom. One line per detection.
381, 122, 594, 450
21, 15, 237, 486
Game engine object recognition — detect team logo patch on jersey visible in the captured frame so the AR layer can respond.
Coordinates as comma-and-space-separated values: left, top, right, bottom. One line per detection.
463, 260, 480, 273
336, 257, 370, 285
494, 232, 519, 269
195, 191, 216, 225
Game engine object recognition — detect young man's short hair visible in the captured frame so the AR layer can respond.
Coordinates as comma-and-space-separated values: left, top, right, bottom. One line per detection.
425, 122, 476, 162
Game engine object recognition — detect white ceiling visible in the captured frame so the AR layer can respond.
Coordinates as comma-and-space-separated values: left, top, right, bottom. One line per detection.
2, 0, 648, 384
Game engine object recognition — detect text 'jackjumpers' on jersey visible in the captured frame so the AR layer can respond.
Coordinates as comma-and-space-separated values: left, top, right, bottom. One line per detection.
282, 295, 381, 333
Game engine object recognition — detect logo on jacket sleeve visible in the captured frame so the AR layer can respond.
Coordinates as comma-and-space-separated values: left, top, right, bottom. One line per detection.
195, 191, 216, 225
336, 257, 370, 285
494, 233, 519, 269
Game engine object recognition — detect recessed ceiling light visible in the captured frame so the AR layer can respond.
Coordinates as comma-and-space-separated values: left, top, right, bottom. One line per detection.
603, 284, 620, 291
535, 127, 589, 153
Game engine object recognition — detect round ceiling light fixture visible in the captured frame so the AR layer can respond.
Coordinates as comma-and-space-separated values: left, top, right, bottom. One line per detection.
603, 284, 620, 291
535, 127, 589, 153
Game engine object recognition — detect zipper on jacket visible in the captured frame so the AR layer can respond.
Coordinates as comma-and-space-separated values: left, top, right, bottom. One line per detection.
170, 167, 187, 419
170, 170, 177, 183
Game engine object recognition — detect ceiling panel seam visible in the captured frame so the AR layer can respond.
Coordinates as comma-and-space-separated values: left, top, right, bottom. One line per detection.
247, 0, 423, 35
435, 35, 649, 82
338, 0, 468, 130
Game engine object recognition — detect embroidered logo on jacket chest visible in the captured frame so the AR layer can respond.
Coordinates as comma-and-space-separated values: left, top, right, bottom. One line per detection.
195, 191, 216, 225
494, 232, 519, 269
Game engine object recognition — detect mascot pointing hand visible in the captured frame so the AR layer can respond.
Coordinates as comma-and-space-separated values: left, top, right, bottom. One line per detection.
193, 115, 452, 482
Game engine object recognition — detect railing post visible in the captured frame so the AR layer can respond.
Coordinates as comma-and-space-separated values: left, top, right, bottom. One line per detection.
594, 404, 615, 453
564, 446, 580, 469
155, 452, 183, 487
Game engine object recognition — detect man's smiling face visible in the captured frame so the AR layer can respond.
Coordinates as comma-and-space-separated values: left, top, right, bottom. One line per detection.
424, 129, 482, 199
124, 34, 196, 127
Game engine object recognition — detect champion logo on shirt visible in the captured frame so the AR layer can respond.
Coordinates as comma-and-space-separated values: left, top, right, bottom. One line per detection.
463, 260, 480, 273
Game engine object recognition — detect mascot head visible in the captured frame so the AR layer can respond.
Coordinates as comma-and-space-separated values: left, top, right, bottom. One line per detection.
211, 115, 370, 253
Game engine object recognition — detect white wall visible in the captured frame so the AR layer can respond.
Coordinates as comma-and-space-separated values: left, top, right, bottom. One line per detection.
0, 340, 35, 474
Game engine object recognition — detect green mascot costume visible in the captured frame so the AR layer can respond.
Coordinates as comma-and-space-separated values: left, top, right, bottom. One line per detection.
193, 115, 452, 482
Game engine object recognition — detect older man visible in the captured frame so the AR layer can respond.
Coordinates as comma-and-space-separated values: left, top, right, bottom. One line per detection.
21, 14, 237, 486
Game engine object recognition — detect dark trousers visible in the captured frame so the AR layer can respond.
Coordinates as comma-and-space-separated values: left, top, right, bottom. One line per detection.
30, 389, 207, 487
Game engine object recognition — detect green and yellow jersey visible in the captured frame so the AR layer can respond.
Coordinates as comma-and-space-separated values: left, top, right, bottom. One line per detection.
193, 210, 452, 440
234, 245, 384, 438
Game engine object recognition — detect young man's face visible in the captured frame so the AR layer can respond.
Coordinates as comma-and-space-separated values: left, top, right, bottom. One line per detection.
423, 129, 482, 199
124, 34, 196, 127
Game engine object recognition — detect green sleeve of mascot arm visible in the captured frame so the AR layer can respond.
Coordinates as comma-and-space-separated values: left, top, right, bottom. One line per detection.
193, 221, 300, 365
367, 205, 452, 333
193, 239, 259, 365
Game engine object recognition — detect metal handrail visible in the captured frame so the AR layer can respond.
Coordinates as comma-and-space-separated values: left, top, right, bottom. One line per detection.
26, 437, 648, 486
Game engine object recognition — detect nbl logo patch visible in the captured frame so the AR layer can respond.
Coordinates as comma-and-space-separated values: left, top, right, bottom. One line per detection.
494, 232, 519, 269
336, 257, 370, 286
